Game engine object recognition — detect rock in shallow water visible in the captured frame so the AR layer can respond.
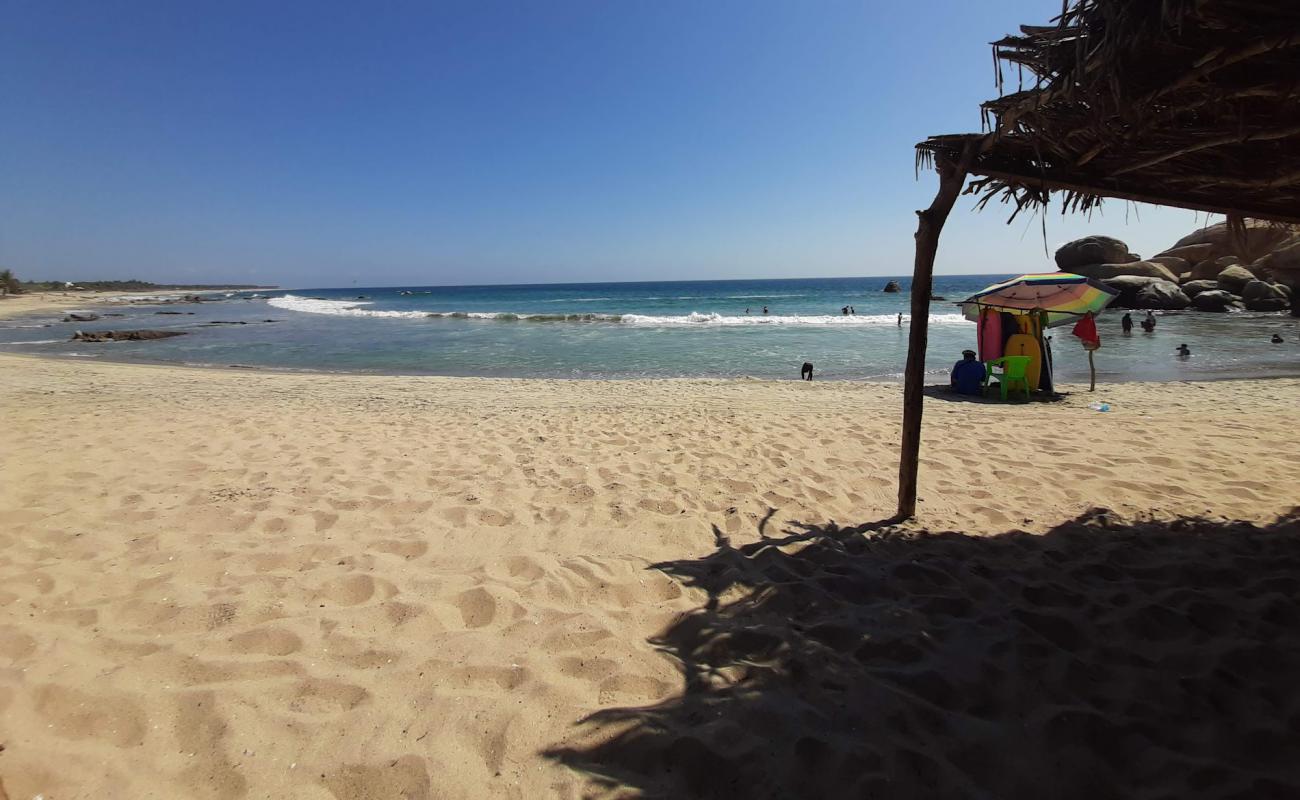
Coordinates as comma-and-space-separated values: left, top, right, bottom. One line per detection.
71, 330, 188, 342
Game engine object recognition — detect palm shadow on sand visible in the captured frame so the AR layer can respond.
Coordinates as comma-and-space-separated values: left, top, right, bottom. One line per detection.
546, 509, 1300, 799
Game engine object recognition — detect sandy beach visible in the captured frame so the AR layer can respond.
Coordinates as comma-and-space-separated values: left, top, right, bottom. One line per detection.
2, 348, 1298, 798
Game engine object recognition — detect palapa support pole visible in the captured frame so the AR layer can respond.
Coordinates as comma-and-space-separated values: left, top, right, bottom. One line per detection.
897, 149, 972, 520
1088, 349, 1096, 391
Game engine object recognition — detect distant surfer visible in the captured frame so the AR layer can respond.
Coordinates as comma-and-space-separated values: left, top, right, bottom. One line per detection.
1176, 343, 1191, 358
842, 306, 849, 315
897, 313, 903, 327
850, 306, 855, 315
1121, 313, 1133, 334
801, 362, 814, 381
762, 306, 768, 314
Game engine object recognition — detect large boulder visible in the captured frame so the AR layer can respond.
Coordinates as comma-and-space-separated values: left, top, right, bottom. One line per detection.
1101, 275, 1165, 308
1135, 280, 1191, 310
1068, 260, 1178, 282
1181, 280, 1220, 298
882, 280, 901, 293
1241, 280, 1290, 311
1150, 256, 1189, 275
62, 312, 99, 322
1055, 236, 1138, 270
71, 329, 187, 342
1154, 243, 1215, 265
1250, 233, 1300, 285
1167, 220, 1300, 264
1190, 290, 1243, 313
1216, 264, 1256, 293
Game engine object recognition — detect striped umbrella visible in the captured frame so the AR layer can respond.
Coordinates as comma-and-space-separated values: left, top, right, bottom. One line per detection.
959, 272, 1119, 328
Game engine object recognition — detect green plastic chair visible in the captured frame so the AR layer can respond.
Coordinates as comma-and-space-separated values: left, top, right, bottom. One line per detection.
985, 355, 1032, 401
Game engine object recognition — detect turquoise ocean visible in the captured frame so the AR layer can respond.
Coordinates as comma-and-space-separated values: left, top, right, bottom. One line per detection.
2, 276, 1297, 382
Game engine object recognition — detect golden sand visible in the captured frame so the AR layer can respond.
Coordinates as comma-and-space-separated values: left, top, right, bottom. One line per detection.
1, 325, 1298, 797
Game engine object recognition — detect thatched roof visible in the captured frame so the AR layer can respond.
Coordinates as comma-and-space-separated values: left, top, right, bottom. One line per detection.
917, 0, 1300, 224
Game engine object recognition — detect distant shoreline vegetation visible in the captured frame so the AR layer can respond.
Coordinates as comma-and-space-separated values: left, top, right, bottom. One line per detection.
4, 275, 274, 293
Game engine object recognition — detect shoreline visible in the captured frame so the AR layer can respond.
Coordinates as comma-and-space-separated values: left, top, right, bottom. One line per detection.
4, 347, 1300, 387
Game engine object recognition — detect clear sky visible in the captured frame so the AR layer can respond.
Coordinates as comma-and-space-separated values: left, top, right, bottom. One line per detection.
2, 0, 1211, 287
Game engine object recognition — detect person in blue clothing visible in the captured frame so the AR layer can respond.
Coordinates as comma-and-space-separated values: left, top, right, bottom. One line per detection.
950, 349, 986, 395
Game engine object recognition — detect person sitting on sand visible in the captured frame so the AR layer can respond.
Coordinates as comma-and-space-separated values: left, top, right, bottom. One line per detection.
1272, 334, 1284, 343
1176, 343, 1191, 358
950, 349, 985, 396
1121, 313, 1133, 334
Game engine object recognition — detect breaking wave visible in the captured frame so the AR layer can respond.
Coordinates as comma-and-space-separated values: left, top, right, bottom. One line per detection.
267, 295, 970, 327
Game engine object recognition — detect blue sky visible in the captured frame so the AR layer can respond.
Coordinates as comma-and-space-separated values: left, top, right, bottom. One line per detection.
1, 0, 1209, 286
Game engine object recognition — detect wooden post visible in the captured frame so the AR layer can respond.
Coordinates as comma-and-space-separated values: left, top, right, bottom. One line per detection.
1088, 349, 1096, 391
897, 153, 970, 520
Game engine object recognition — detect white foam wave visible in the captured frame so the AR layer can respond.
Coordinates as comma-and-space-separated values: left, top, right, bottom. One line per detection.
721, 293, 809, 299
3, 339, 63, 345
542, 297, 611, 303
620, 312, 971, 327
268, 294, 428, 319
267, 295, 971, 328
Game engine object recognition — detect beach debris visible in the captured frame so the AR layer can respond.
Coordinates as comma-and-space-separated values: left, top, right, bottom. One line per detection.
71, 329, 187, 342
1088, 401, 1111, 412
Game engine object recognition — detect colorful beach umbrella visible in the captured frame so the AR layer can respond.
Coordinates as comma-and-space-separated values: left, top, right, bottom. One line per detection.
958, 272, 1118, 328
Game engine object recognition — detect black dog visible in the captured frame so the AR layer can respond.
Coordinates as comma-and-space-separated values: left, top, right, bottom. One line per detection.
801, 362, 814, 381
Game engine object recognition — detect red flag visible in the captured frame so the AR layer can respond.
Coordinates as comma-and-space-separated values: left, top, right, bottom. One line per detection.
1071, 312, 1100, 349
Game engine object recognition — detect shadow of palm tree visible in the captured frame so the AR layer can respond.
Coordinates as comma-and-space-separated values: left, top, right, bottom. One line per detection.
546, 509, 1300, 799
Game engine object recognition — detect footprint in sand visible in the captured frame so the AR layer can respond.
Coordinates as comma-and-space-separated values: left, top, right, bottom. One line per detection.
228, 626, 303, 656
35, 684, 147, 747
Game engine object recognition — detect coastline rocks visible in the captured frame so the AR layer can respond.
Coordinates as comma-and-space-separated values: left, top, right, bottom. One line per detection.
883, 280, 901, 293
1168, 220, 1300, 265
1135, 281, 1191, 310
1241, 280, 1290, 311
1181, 280, 1220, 298
1070, 260, 1178, 282
1190, 290, 1243, 313
63, 313, 100, 322
1150, 256, 1189, 275
1055, 236, 1138, 270
1100, 275, 1163, 307
1216, 265, 1256, 293
1251, 234, 1300, 283
1154, 243, 1215, 266
71, 329, 187, 342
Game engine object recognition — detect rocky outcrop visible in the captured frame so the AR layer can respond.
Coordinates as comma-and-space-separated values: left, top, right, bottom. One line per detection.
1190, 290, 1243, 313
1068, 260, 1179, 282
1180, 280, 1220, 298
1251, 234, 1300, 286
1136, 281, 1191, 310
883, 280, 901, 293
1149, 256, 1189, 276
71, 330, 187, 342
1155, 243, 1215, 266
63, 313, 99, 322
1241, 280, 1290, 311
1055, 236, 1138, 270
1063, 221, 1300, 314
1216, 265, 1256, 293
